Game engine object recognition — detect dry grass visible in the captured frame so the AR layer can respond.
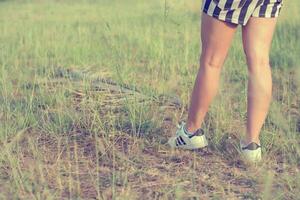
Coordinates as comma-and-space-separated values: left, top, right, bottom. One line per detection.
1, 66, 299, 199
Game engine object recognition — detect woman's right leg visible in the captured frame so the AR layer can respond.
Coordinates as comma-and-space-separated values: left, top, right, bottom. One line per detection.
185, 13, 238, 133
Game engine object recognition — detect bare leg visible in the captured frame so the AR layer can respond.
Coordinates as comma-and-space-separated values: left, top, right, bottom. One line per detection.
186, 13, 238, 133
242, 17, 278, 145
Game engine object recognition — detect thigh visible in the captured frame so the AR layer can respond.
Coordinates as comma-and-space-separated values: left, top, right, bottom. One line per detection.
200, 13, 238, 67
242, 17, 278, 66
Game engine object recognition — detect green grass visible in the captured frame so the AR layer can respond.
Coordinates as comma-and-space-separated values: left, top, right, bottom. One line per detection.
0, 0, 299, 199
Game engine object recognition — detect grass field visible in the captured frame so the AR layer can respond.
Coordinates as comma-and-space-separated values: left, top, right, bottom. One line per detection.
0, 0, 299, 199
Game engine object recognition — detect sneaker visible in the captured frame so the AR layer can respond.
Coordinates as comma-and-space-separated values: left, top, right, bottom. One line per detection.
240, 140, 262, 163
168, 122, 208, 150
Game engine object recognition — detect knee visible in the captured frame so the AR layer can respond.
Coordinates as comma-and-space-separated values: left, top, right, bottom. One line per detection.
200, 54, 224, 70
244, 49, 270, 74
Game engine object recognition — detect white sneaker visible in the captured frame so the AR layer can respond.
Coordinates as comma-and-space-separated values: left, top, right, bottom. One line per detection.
168, 122, 208, 150
240, 140, 262, 163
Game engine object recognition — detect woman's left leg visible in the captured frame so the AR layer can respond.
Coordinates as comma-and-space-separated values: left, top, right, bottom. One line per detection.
242, 17, 278, 145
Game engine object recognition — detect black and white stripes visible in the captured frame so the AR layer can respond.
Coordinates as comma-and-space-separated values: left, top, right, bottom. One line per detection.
258, 0, 283, 17
175, 136, 186, 146
202, 0, 283, 26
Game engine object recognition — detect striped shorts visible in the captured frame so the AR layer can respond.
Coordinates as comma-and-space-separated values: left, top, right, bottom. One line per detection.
202, 0, 283, 26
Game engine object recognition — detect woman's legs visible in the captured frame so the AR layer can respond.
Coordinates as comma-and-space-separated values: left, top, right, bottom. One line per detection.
242, 17, 278, 145
185, 13, 238, 133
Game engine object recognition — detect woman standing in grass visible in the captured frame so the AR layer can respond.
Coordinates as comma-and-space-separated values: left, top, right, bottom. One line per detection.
168, 0, 283, 162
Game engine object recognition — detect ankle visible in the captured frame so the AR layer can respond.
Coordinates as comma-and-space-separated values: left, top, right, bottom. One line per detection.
242, 137, 260, 146
185, 122, 201, 134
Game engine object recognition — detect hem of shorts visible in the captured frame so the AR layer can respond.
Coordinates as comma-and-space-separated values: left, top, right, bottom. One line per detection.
202, 9, 244, 26
251, 13, 280, 18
